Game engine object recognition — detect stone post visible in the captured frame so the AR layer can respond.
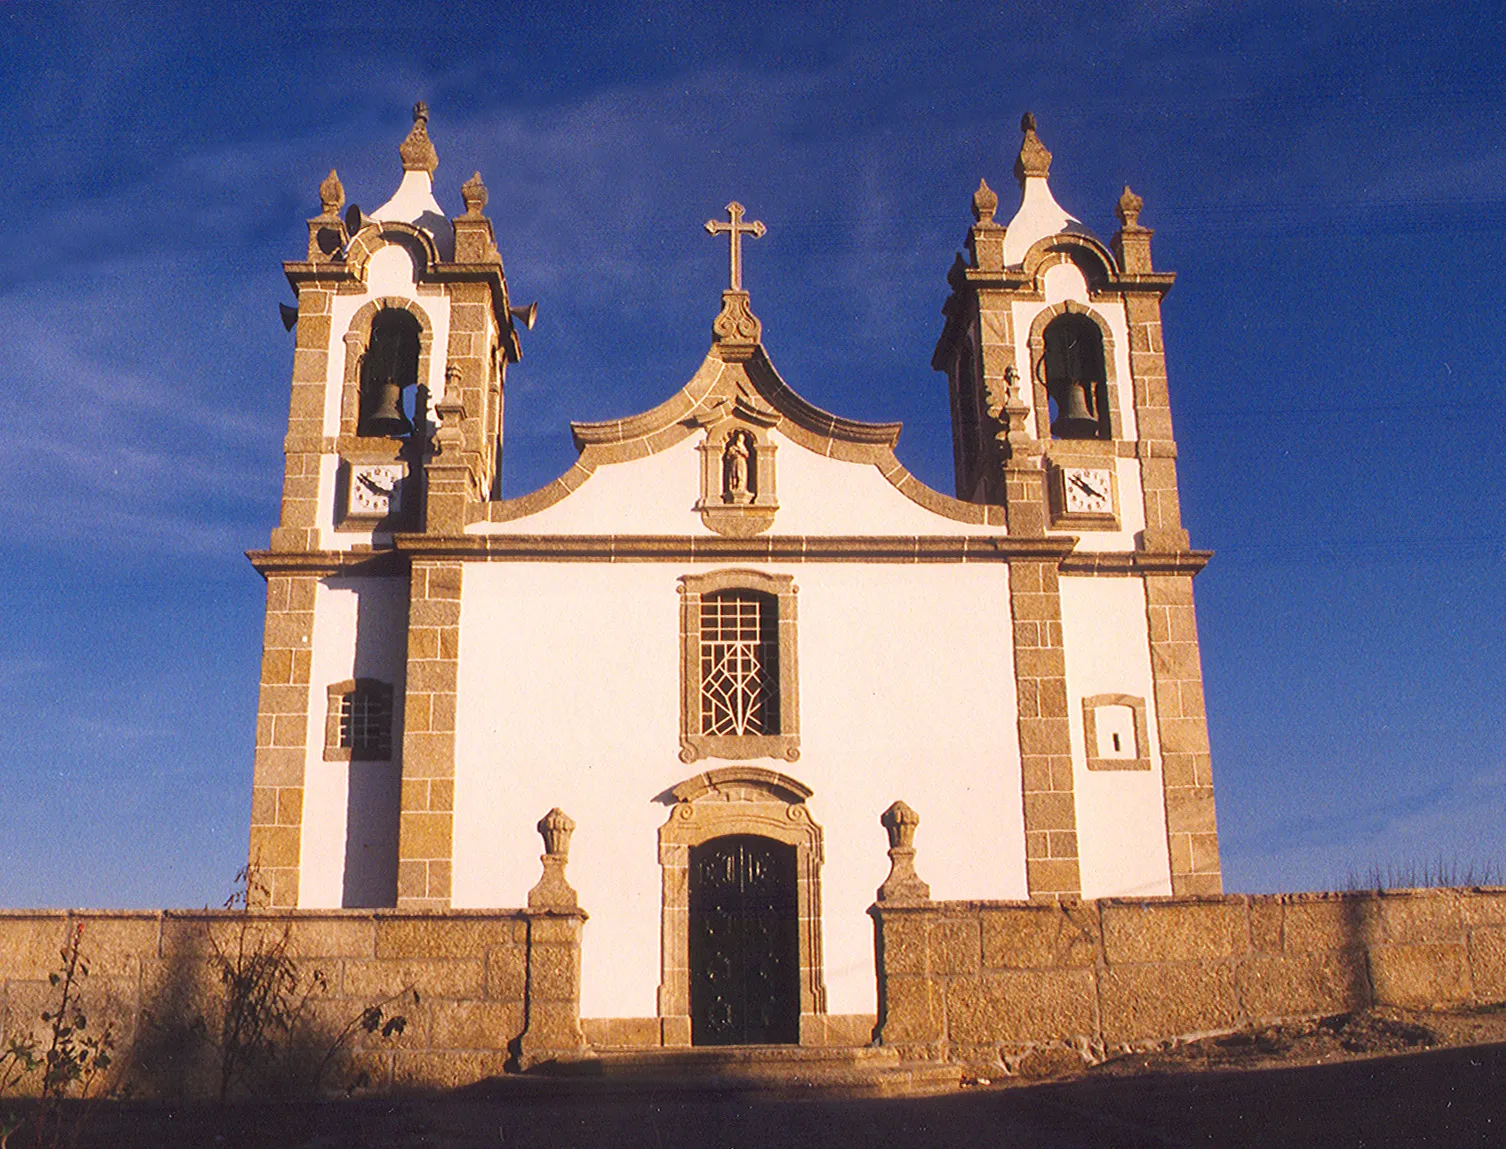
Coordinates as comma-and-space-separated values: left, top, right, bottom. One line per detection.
870, 802, 943, 1058
527, 808, 579, 911
877, 800, 931, 901
518, 809, 589, 1069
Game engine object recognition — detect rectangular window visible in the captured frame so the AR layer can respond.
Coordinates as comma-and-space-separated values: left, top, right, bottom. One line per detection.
341, 688, 393, 759
700, 591, 779, 736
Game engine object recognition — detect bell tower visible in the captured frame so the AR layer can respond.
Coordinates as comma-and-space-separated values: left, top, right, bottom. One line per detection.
246, 104, 530, 908
933, 114, 1222, 897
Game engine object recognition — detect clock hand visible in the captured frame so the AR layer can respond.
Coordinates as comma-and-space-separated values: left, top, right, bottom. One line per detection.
359, 474, 394, 495
1070, 475, 1101, 496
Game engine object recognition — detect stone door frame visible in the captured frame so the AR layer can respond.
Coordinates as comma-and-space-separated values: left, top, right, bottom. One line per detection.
657, 766, 826, 1046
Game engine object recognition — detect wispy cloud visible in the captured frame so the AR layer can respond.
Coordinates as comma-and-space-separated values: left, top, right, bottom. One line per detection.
1227, 769, 1506, 893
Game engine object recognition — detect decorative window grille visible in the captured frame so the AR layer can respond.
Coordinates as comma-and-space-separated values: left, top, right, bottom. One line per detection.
700, 591, 779, 736
340, 684, 393, 759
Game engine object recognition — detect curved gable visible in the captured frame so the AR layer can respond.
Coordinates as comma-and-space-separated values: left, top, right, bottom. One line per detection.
476, 341, 1003, 534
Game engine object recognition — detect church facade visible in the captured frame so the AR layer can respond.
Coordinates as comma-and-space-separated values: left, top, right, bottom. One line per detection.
247, 107, 1221, 1042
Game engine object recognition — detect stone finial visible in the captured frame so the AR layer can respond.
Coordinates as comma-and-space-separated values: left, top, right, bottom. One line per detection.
971, 178, 999, 224
881, 800, 920, 849
538, 807, 576, 859
528, 807, 579, 909
877, 800, 930, 902
461, 171, 488, 217
1115, 185, 1145, 230
400, 100, 440, 174
1112, 184, 1155, 273
318, 168, 345, 216
1014, 110, 1052, 187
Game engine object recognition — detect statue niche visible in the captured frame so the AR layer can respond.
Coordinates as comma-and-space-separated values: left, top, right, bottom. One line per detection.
698, 422, 777, 537
358, 309, 422, 437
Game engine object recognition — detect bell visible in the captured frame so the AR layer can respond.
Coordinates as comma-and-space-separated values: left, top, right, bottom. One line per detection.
1051, 378, 1099, 438
365, 379, 412, 436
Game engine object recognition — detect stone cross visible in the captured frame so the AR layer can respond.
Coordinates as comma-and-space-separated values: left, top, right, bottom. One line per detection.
705, 202, 766, 292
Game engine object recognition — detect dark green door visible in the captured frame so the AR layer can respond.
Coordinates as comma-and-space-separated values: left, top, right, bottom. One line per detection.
689, 835, 799, 1045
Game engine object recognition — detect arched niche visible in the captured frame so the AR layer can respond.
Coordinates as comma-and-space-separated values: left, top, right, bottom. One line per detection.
656, 766, 825, 1046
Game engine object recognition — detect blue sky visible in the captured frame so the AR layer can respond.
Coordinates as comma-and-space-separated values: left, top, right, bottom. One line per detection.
1, 0, 1503, 907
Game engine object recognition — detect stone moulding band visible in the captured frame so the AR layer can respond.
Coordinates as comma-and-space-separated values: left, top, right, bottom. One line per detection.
246, 540, 1214, 576
388, 534, 1082, 563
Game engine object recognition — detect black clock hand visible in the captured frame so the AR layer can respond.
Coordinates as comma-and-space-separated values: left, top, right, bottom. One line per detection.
1071, 475, 1100, 496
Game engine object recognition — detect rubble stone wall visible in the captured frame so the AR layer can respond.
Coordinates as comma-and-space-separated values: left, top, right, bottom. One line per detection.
871, 888, 1506, 1068
0, 907, 584, 1097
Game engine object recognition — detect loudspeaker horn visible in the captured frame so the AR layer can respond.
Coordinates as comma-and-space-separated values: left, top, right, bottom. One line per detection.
344, 203, 376, 237
510, 301, 538, 331
279, 303, 299, 331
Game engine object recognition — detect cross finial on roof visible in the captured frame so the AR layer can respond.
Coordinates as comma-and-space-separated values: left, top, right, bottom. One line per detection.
704, 202, 766, 292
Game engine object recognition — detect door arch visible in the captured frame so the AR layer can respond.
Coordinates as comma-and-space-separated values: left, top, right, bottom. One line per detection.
657, 766, 825, 1046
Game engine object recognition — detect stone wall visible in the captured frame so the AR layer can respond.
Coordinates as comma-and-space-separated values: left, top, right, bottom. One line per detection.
871, 888, 1506, 1069
0, 906, 585, 1098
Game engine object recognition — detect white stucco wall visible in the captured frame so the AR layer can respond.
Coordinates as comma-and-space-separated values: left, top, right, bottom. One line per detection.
1057, 575, 1172, 898
299, 576, 409, 909
474, 429, 996, 539
450, 560, 1024, 1018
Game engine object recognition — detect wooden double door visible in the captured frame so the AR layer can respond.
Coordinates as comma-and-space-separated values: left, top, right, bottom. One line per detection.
688, 835, 800, 1045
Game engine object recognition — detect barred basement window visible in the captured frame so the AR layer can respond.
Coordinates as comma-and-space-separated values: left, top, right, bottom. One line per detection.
324, 679, 395, 762
679, 571, 799, 763
700, 591, 779, 736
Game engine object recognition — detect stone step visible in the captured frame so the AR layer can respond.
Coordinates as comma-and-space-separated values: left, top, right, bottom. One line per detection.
520, 1044, 962, 1099
591, 1043, 902, 1076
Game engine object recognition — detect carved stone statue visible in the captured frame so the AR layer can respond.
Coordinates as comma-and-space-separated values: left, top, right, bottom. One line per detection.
723, 430, 753, 503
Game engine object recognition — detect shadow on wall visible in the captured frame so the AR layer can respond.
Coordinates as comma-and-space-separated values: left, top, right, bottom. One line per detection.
341, 577, 404, 909
130, 905, 418, 1100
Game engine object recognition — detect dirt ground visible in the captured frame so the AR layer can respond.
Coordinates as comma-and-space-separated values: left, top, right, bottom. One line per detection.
1079, 1002, 1506, 1079
9, 1006, 1506, 1148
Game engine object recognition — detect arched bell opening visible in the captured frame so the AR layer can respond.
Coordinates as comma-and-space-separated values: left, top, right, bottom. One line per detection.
357, 309, 422, 437
1042, 312, 1109, 440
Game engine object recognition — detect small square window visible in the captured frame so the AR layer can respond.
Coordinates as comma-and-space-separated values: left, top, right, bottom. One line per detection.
325, 679, 395, 762
1082, 693, 1150, 771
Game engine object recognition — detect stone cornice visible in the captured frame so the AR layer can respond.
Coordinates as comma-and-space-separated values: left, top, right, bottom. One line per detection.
248, 538, 1214, 574
1058, 549, 1212, 576
391, 533, 1080, 563
246, 548, 406, 578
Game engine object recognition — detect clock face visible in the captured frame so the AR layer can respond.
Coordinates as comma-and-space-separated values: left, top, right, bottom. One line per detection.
347, 463, 405, 518
1061, 467, 1113, 516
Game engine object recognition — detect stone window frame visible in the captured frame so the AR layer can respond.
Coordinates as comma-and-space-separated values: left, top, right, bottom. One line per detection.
324, 678, 396, 762
656, 766, 826, 1047
1026, 301, 1123, 444
679, 569, 799, 764
1082, 692, 1151, 771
